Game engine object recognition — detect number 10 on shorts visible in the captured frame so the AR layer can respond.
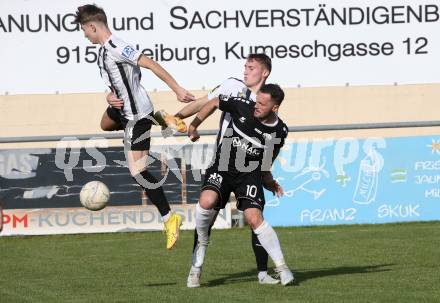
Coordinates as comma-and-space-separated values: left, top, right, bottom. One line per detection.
246, 185, 257, 198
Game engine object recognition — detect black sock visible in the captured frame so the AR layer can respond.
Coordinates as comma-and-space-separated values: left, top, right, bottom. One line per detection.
134, 170, 171, 217
252, 230, 269, 272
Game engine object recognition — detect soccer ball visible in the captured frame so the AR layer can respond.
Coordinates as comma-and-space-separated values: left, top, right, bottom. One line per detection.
80, 181, 110, 211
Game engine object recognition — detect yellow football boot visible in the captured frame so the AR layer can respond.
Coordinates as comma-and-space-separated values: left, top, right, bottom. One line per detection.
164, 213, 182, 250
154, 110, 187, 133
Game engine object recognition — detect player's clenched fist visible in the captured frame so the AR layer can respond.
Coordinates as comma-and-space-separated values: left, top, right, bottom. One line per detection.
188, 125, 200, 142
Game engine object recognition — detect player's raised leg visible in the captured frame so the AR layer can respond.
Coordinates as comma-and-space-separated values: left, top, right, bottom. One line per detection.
154, 95, 210, 133
153, 110, 187, 133
100, 107, 123, 131
127, 148, 181, 250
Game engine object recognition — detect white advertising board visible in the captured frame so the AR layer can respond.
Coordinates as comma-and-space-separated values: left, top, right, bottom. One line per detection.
1, 0, 439, 94
0, 204, 231, 236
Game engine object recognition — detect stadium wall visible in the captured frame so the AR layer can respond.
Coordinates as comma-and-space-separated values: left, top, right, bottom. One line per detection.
2, 0, 440, 233
2, 83, 440, 142
2, 84, 440, 233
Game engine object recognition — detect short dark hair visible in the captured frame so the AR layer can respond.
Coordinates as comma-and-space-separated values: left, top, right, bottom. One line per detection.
74, 4, 107, 25
260, 83, 284, 105
247, 53, 272, 73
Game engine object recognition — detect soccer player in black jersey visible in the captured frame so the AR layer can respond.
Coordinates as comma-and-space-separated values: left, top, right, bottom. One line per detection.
174, 54, 282, 285
187, 84, 295, 287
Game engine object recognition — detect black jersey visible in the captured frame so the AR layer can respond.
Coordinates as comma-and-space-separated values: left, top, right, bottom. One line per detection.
213, 94, 288, 174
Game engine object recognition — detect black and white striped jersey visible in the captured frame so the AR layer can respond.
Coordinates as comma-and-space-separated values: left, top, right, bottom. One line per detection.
98, 35, 153, 120
208, 77, 254, 101
208, 77, 257, 145
213, 94, 288, 173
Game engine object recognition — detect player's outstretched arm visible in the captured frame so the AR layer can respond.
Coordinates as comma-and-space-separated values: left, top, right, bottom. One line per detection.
175, 95, 209, 119
188, 98, 219, 142
138, 55, 195, 103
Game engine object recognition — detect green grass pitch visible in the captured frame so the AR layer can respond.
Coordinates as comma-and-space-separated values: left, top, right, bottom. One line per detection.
1, 221, 439, 303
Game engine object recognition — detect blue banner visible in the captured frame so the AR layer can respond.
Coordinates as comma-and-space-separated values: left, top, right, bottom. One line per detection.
265, 135, 440, 226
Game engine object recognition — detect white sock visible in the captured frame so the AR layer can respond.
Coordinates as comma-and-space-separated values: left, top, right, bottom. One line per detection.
162, 212, 171, 223
195, 203, 215, 246
192, 243, 207, 268
254, 221, 286, 268
258, 271, 268, 280
193, 208, 219, 268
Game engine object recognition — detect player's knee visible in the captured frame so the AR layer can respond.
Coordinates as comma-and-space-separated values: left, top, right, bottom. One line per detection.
100, 120, 117, 131
247, 217, 263, 230
100, 119, 111, 131
199, 198, 214, 210
100, 113, 122, 131
199, 191, 217, 210
244, 210, 264, 230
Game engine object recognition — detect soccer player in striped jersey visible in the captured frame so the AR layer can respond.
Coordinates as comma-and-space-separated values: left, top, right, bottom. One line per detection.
74, 4, 195, 250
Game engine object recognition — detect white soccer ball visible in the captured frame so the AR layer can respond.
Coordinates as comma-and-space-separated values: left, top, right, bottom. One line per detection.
80, 181, 110, 211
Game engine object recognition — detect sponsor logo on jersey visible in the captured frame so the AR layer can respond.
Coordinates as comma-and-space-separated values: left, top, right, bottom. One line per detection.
239, 117, 246, 123
122, 45, 136, 60
208, 172, 223, 186
232, 137, 241, 147
209, 84, 221, 94
232, 137, 261, 156
262, 133, 273, 140
219, 94, 230, 102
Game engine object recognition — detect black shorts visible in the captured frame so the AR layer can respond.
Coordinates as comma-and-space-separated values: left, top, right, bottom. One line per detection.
202, 165, 265, 212
106, 107, 153, 151
106, 106, 125, 127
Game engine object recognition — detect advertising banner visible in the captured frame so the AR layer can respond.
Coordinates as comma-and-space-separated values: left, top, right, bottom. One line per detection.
1, 0, 439, 94
2, 135, 440, 233
1, 204, 231, 236
0, 142, 232, 236
265, 135, 440, 226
